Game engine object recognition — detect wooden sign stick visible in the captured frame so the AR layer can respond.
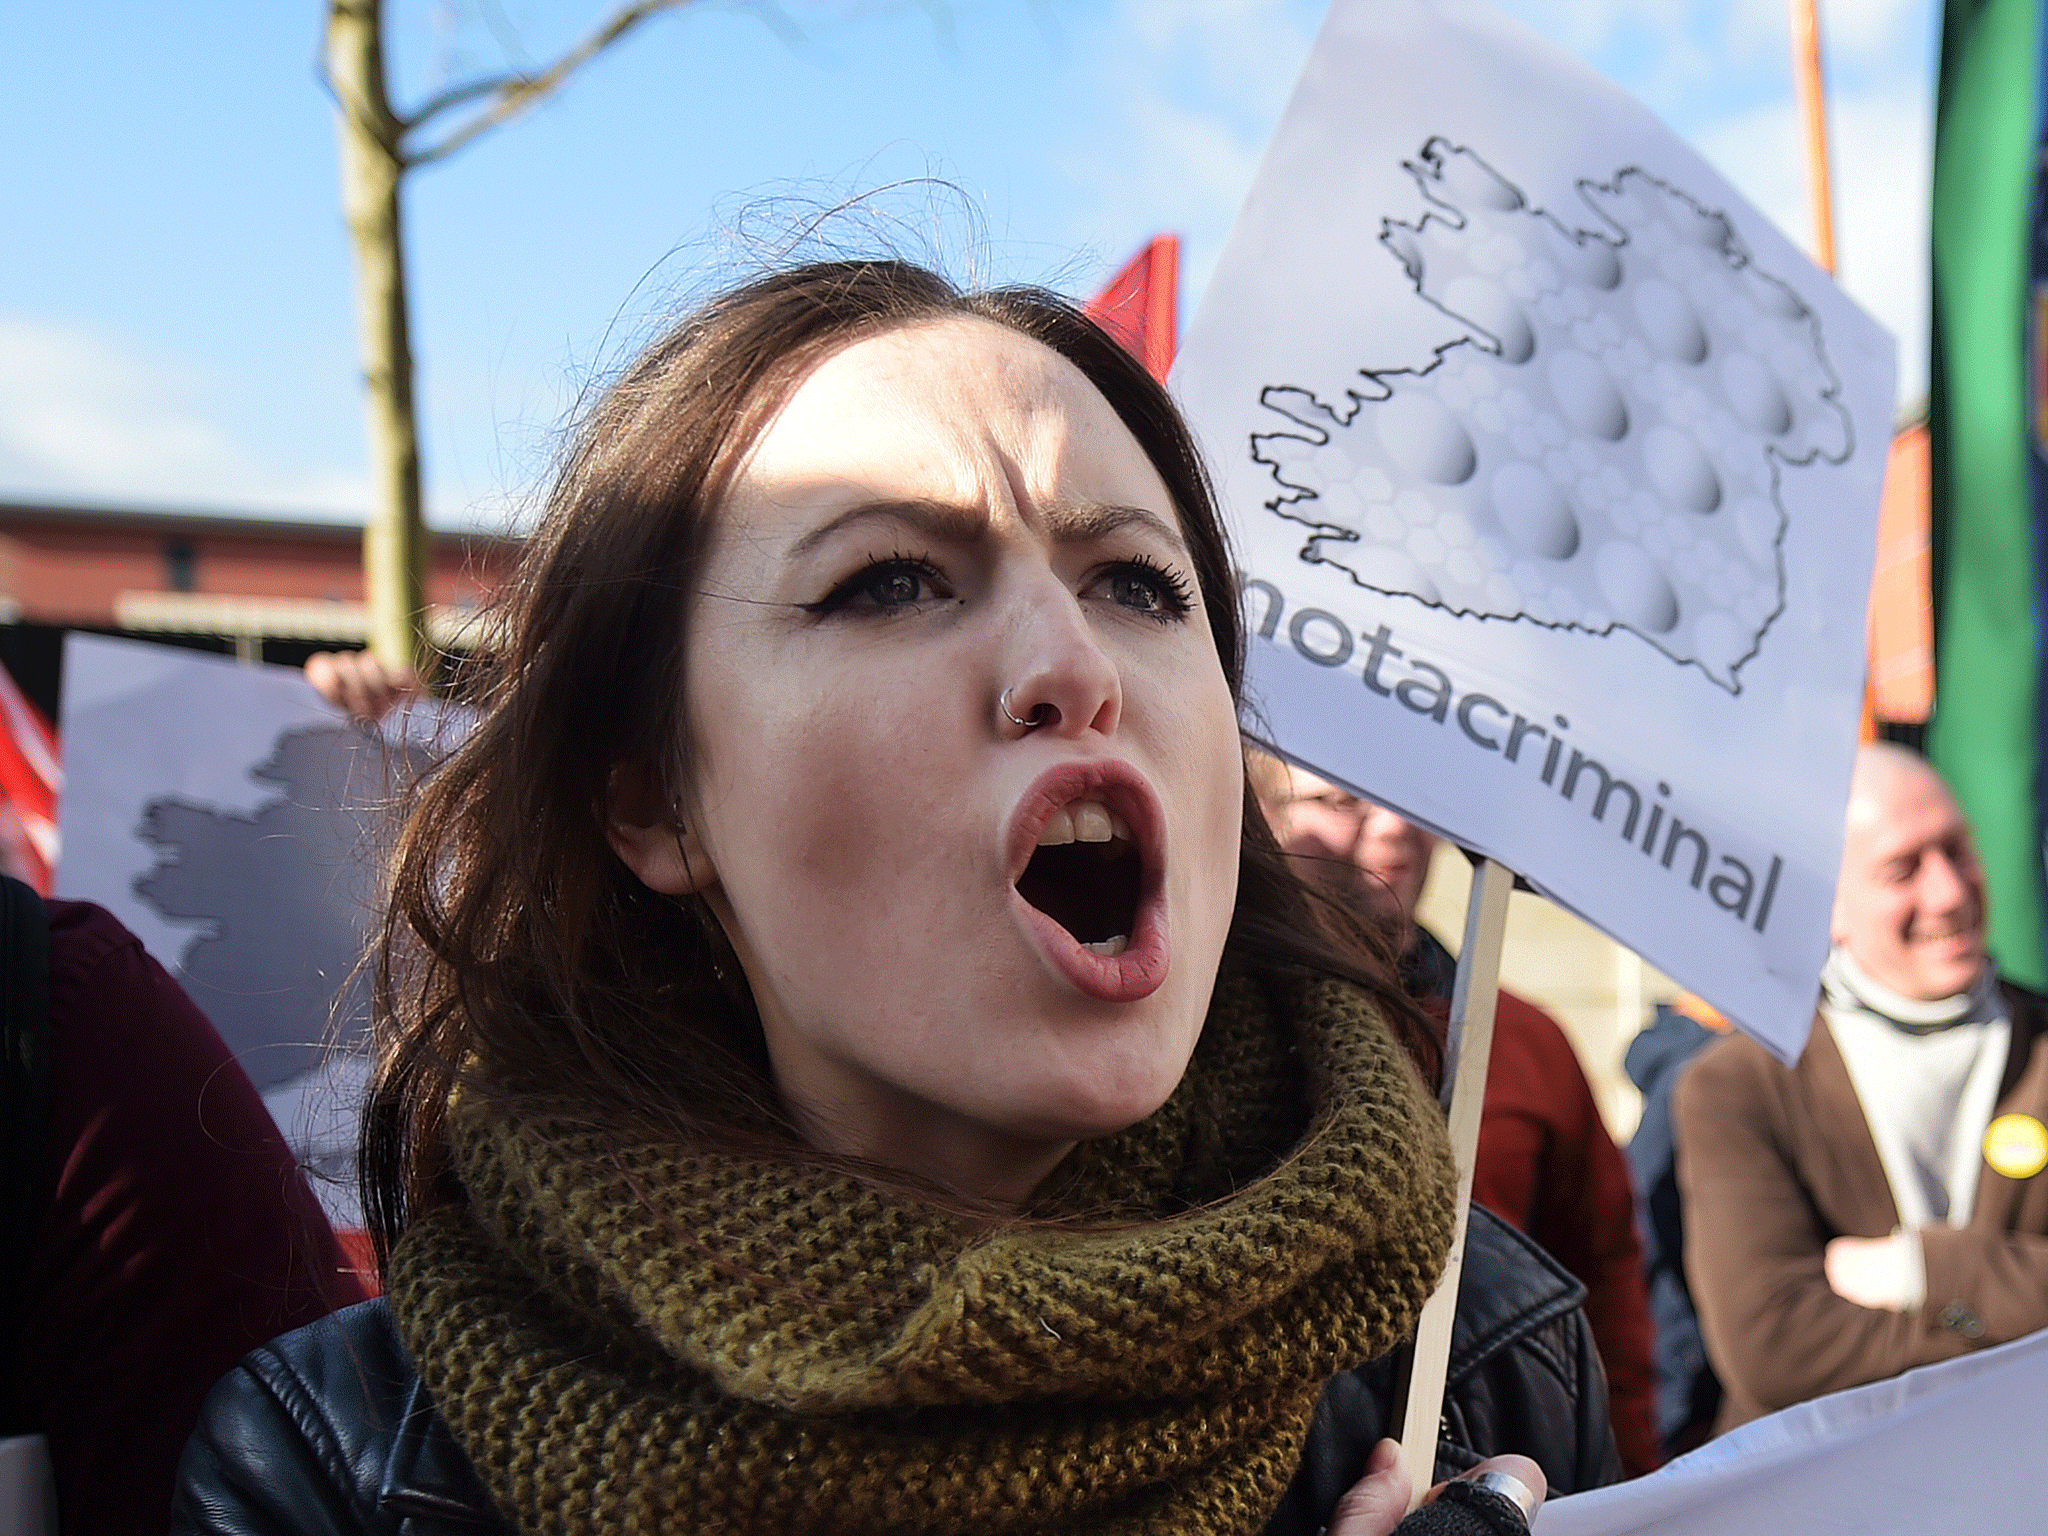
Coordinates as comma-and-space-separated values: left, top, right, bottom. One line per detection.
1396, 855, 1515, 1510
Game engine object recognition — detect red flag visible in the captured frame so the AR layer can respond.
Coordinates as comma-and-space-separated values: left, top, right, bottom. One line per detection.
0, 663, 60, 893
1085, 235, 1181, 381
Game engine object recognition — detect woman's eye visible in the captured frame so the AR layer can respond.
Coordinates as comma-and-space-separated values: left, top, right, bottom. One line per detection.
1101, 560, 1194, 621
808, 555, 949, 616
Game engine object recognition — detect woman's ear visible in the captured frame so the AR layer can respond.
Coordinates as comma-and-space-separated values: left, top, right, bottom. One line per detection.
605, 761, 716, 896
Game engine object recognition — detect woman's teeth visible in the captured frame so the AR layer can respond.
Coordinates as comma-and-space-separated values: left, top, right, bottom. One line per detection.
1019, 798, 1140, 956
1037, 800, 1134, 847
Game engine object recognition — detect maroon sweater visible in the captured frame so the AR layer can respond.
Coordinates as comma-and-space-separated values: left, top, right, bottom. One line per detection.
2, 900, 369, 1535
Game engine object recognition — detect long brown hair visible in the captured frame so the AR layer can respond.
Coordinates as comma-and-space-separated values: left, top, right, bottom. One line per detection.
363, 259, 1437, 1265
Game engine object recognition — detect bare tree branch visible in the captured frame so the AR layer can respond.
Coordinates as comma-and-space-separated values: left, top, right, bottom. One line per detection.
406, 0, 703, 168
405, 71, 526, 130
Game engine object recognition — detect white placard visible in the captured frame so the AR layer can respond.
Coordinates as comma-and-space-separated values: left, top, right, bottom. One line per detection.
1174, 0, 1894, 1061
55, 633, 455, 1226
1537, 1325, 2048, 1534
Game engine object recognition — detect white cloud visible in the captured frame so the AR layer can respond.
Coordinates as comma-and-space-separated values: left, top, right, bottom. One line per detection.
1495, 0, 1784, 100
1114, 0, 1323, 113
1056, 0, 1321, 296
1502, 0, 1922, 75
1498, 1, 1931, 138
0, 316, 368, 516
1820, 0, 1931, 66
1055, 76, 1264, 286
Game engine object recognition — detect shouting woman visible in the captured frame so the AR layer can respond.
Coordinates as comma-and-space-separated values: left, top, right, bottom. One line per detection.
174, 260, 1612, 1536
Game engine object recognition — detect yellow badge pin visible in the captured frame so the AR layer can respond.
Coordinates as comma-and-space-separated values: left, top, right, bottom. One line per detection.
1983, 1113, 2048, 1181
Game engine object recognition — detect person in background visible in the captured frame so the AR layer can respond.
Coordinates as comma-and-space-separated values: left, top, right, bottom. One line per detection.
1675, 743, 2048, 1431
1622, 990, 1730, 1455
0, 882, 368, 1535
0, 643, 418, 1529
1254, 758, 1661, 1477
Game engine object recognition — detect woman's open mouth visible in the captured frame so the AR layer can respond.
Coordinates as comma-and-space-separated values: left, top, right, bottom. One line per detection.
1016, 801, 1143, 955
1008, 764, 1169, 1002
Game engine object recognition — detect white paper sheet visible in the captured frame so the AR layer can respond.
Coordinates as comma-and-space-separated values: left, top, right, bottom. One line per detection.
1538, 1326, 2048, 1534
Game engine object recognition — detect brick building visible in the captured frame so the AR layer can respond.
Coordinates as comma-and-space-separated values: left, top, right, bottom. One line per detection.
0, 501, 520, 719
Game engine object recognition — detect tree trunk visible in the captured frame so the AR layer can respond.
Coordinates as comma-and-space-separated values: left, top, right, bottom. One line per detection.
327, 0, 428, 675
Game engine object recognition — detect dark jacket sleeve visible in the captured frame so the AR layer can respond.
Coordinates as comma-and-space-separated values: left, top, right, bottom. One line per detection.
193, 1231, 1611, 1536
173, 1347, 384, 1536
1433, 1209, 1622, 1494
6, 901, 369, 1536
1263, 1209, 1621, 1536
173, 1301, 499, 1536
1914, 984, 2048, 1344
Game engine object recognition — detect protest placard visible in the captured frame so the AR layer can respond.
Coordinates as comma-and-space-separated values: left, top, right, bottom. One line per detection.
1174, 0, 1895, 1062
56, 632, 451, 1227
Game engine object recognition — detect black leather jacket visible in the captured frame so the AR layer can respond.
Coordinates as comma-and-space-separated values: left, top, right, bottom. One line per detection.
172, 1207, 1618, 1535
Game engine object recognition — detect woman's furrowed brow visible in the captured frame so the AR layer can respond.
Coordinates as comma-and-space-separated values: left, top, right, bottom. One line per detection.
787, 497, 1188, 558
1045, 500, 1189, 554
787, 500, 982, 559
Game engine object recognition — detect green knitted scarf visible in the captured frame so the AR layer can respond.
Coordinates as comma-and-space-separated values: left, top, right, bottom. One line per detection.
387, 968, 1457, 1536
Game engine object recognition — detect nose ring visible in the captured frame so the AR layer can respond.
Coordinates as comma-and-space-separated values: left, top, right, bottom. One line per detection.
1000, 687, 1046, 732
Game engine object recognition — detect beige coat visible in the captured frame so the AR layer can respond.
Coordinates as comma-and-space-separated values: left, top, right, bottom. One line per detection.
1673, 984, 2048, 1431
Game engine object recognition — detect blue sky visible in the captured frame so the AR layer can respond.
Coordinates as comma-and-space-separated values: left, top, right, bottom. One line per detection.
0, 1, 1938, 529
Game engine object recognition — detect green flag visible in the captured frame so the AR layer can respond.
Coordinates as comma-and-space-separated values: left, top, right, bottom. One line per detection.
1929, 0, 2048, 989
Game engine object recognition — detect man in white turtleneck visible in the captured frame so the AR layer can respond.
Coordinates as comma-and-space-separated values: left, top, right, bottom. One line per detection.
1673, 744, 2048, 1432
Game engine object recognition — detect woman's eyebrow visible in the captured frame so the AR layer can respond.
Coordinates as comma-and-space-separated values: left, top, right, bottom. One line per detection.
788, 498, 1188, 558
787, 499, 982, 559
1045, 500, 1188, 553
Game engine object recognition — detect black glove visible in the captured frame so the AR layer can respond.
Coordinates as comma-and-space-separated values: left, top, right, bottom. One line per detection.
1390, 1476, 1533, 1536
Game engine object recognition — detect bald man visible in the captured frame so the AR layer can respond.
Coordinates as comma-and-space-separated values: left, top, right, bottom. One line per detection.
1254, 758, 1662, 1477
1674, 744, 2048, 1431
